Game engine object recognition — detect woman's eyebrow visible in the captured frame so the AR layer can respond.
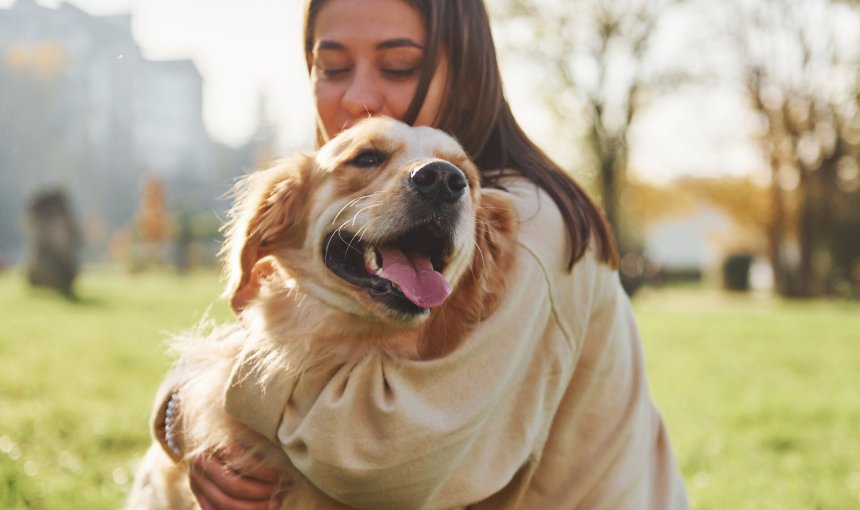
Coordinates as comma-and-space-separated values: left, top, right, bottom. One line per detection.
315, 39, 422, 52
377, 38, 423, 50
316, 40, 345, 52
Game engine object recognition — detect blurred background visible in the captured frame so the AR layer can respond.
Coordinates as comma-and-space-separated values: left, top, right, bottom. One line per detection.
0, 0, 858, 509
1, 0, 859, 296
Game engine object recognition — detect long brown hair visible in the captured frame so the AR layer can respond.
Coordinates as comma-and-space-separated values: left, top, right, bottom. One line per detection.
303, 0, 618, 269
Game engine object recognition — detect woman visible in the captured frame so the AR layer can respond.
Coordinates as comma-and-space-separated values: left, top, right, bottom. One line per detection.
151, 0, 689, 508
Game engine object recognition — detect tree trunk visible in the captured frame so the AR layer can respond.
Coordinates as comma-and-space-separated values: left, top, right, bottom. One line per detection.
601, 155, 618, 235
767, 157, 789, 296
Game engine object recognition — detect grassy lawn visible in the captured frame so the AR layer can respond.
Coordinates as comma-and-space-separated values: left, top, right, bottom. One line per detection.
1, 268, 859, 509
636, 287, 860, 510
0, 268, 232, 510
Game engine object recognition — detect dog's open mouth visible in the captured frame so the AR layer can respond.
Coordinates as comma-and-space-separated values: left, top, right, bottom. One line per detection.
323, 222, 455, 315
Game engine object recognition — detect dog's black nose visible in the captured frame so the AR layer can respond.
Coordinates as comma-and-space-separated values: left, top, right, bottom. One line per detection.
410, 161, 467, 203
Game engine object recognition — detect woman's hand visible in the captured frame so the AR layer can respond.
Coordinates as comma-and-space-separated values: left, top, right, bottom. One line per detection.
188, 445, 288, 510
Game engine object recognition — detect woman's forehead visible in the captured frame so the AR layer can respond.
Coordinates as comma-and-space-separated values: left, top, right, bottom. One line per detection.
313, 0, 425, 48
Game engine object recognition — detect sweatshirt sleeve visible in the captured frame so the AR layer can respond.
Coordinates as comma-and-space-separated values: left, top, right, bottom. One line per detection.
224, 179, 596, 510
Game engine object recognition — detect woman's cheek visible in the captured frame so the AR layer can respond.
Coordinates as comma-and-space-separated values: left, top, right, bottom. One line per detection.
385, 81, 421, 122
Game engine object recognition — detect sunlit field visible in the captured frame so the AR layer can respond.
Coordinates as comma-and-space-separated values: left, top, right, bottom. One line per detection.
1, 269, 858, 509
0, 268, 232, 510
636, 287, 860, 510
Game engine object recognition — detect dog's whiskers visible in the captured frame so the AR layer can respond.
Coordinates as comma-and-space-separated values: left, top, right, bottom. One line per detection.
332, 195, 373, 225
322, 221, 357, 269
352, 226, 372, 253
335, 228, 360, 252
346, 226, 369, 254
471, 239, 487, 279
331, 219, 375, 265
323, 228, 340, 267
349, 203, 386, 227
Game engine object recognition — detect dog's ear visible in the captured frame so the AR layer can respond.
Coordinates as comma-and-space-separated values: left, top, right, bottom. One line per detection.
222, 152, 315, 312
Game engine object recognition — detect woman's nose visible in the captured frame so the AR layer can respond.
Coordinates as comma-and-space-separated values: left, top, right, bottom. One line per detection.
341, 68, 383, 118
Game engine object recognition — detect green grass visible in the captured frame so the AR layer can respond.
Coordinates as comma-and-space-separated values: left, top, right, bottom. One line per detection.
636, 288, 860, 510
0, 268, 231, 510
0, 270, 858, 509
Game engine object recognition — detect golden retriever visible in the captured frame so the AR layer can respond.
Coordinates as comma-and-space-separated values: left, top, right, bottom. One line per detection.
125, 117, 518, 509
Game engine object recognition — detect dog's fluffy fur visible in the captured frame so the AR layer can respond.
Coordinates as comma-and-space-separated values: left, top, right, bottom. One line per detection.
126, 118, 518, 509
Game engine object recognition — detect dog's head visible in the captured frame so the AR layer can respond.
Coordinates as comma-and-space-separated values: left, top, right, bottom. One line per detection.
224, 117, 514, 334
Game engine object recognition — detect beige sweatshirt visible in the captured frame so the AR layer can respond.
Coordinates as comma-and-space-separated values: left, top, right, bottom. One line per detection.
154, 178, 689, 509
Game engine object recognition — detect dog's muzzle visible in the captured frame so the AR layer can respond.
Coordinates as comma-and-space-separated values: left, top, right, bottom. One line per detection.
322, 161, 470, 318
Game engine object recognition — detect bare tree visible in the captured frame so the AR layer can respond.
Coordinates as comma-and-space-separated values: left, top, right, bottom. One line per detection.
732, 0, 860, 296
492, 0, 687, 248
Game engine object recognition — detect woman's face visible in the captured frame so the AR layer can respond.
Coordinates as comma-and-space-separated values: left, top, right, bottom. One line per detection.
310, 0, 448, 141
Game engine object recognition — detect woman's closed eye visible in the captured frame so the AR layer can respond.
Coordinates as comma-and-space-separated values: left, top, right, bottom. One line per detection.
318, 66, 350, 79
381, 67, 418, 79
318, 66, 418, 80
379, 53, 422, 79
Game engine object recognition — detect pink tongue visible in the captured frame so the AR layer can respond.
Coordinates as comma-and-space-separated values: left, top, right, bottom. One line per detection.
377, 246, 452, 308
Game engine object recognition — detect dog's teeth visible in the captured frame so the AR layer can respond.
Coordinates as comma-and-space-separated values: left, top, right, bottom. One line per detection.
391, 282, 401, 292
365, 246, 380, 273
374, 248, 383, 274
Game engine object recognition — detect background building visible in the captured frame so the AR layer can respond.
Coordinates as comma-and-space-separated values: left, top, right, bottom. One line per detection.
0, 0, 267, 264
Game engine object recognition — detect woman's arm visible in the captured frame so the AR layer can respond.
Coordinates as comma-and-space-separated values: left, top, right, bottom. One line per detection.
150, 369, 287, 509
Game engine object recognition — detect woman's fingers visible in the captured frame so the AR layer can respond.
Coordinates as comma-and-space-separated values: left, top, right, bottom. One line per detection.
189, 470, 275, 510
188, 453, 285, 510
218, 444, 282, 484
190, 488, 217, 510
207, 455, 279, 499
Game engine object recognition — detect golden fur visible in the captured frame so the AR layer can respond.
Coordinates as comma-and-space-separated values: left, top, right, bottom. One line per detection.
126, 117, 518, 509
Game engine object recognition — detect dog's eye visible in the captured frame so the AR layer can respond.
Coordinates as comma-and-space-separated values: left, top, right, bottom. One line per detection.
349, 150, 386, 168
